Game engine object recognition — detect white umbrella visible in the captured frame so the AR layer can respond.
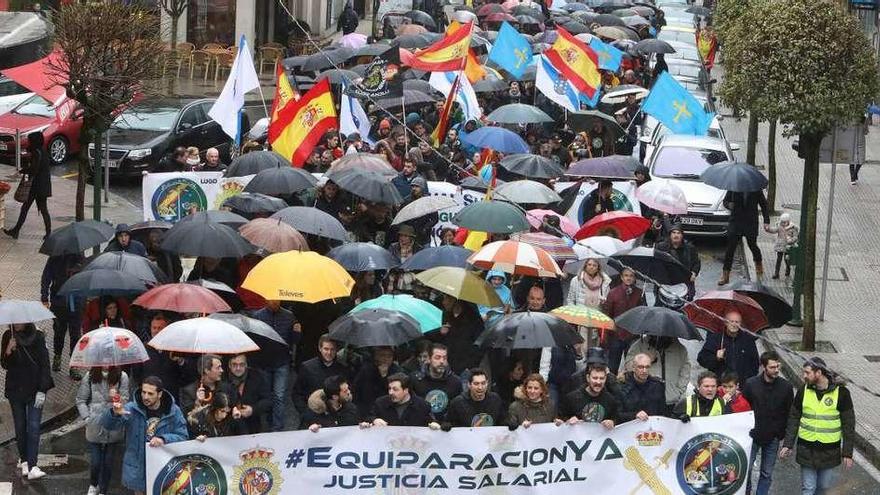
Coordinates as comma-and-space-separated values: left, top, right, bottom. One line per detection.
148, 317, 259, 355
0, 300, 55, 325
574, 236, 627, 259
495, 180, 562, 204
391, 196, 458, 225
636, 179, 689, 215
70, 326, 150, 368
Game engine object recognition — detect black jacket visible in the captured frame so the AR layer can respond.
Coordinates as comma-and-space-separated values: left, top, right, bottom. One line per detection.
352, 361, 403, 417
369, 394, 435, 426
227, 369, 273, 434
742, 373, 794, 445
1, 329, 54, 402
655, 240, 701, 276
431, 303, 483, 374
445, 390, 506, 429
40, 254, 83, 303
723, 190, 771, 237
559, 386, 620, 424
336, 3, 359, 34
303, 389, 360, 428
179, 380, 235, 416
783, 383, 855, 470
618, 373, 667, 421
26, 148, 52, 199
136, 347, 194, 401
293, 357, 350, 414
582, 190, 615, 222
697, 331, 760, 382
410, 366, 462, 420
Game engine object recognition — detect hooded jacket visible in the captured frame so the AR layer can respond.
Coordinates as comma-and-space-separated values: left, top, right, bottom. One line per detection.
101, 389, 188, 492
478, 270, 512, 322
506, 385, 557, 429
76, 372, 130, 444
304, 389, 360, 428
1, 328, 53, 402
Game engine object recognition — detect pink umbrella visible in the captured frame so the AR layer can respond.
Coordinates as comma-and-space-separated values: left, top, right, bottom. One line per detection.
339, 33, 368, 49
525, 209, 579, 237
636, 179, 689, 215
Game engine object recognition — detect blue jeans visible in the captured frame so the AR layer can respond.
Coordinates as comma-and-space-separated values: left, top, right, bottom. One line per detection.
801, 465, 837, 495
267, 364, 290, 431
747, 438, 779, 495
88, 442, 117, 492
10, 399, 42, 468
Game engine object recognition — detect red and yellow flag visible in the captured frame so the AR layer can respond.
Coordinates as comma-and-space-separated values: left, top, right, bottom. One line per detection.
544, 27, 602, 99
447, 21, 487, 83
400, 22, 473, 72
431, 74, 460, 147
270, 78, 338, 167
268, 64, 300, 150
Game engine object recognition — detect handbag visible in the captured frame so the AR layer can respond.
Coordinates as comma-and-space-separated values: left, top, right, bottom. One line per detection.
13, 174, 32, 203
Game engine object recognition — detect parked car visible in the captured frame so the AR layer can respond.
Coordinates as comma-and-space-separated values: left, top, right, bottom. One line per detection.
664, 40, 702, 64
0, 76, 34, 116
0, 93, 82, 165
88, 98, 232, 179
657, 25, 697, 45
641, 115, 735, 165
646, 135, 735, 236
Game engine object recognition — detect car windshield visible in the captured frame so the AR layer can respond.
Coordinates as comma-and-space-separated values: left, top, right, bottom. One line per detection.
13, 95, 54, 118
658, 31, 696, 44
652, 146, 729, 178
667, 63, 702, 79
112, 107, 179, 131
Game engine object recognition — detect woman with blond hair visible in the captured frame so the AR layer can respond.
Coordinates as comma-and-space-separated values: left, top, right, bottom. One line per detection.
565, 258, 612, 345
507, 374, 557, 429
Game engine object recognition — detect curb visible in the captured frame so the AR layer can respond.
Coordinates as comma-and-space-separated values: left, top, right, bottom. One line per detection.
740, 237, 880, 470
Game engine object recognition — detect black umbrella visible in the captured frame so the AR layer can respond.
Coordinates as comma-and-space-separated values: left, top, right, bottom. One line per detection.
329, 308, 422, 347
373, 89, 438, 111
243, 166, 318, 196
331, 169, 405, 205
595, 13, 627, 26
39, 220, 115, 256
403, 10, 437, 30
560, 20, 591, 34
403, 79, 439, 94
129, 220, 173, 234
476, 312, 583, 350
459, 175, 505, 191
222, 193, 288, 215
568, 109, 627, 135
723, 280, 793, 328
567, 155, 640, 179
563, 3, 590, 12
686, 5, 711, 16
615, 306, 703, 340
487, 103, 554, 124
610, 247, 692, 285
513, 5, 546, 21
315, 68, 360, 85
58, 268, 147, 297
179, 210, 249, 227
225, 151, 290, 177
161, 216, 254, 258
473, 78, 509, 93
300, 46, 355, 72
327, 242, 400, 272
354, 43, 392, 57
400, 245, 473, 271
392, 33, 437, 49
83, 251, 169, 285
500, 154, 566, 179
271, 206, 349, 241
636, 38, 675, 55
208, 313, 289, 362
701, 162, 769, 193
515, 14, 542, 26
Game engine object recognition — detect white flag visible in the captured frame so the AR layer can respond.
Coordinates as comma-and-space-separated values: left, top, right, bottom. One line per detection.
208, 35, 261, 140
339, 82, 375, 146
535, 54, 580, 113
429, 71, 483, 123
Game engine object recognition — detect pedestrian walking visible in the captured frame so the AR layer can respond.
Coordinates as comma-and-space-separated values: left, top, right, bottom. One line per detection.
226, 353, 272, 434
623, 336, 691, 413
742, 351, 794, 495
602, 267, 646, 374
293, 335, 350, 423
410, 343, 462, 422
104, 224, 148, 257
445, 369, 505, 428
558, 363, 620, 429
780, 357, 855, 495
40, 253, 83, 372
766, 213, 798, 279
3, 132, 52, 239
2, 323, 54, 480
250, 300, 301, 431
76, 367, 130, 495
718, 190, 771, 285
101, 376, 188, 495
655, 224, 700, 299
179, 354, 234, 416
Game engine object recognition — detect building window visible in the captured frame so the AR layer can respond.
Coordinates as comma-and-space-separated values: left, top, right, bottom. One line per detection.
187, 0, 236, 48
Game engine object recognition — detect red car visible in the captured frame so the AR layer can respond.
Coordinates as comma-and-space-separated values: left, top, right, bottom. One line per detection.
0, 94, 82, 165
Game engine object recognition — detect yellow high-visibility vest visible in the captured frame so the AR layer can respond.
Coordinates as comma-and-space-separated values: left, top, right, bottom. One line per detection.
798, 387, 841, 444
686, 394, 723, 417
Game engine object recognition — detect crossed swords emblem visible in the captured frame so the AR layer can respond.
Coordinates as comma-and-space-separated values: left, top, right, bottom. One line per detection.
623, 447, 675, 495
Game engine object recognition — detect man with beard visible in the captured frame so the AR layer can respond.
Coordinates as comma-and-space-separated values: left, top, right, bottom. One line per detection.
445, 369, 505, 428
410, 344, 462, 422
557, 364, 619, 429
351, 203, 393, 247
364, 373, 440, 428
305, 375, 360, 430
226, 353, 272, 433
353, 347, 403, 417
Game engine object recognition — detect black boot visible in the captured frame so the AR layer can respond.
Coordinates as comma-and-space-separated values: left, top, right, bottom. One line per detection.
2, 228, 19, 239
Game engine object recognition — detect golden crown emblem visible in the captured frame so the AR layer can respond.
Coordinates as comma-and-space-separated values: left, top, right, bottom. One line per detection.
635, 431, 664, 447
240, 447, 275, 461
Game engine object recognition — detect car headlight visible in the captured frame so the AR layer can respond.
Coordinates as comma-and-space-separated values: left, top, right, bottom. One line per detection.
128, 149, 152, 160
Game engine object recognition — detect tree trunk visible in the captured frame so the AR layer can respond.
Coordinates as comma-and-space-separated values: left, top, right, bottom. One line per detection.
767, 119, 777, 213
800, 132, 822, 352
170, 16, 179, 50
746, 114, 759, 165
75, 156, 86, 221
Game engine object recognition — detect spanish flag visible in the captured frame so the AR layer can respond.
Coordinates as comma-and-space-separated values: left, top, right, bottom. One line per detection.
431, 74, 460, 147
270, 78, 338, 167
447, 21, 487, 83
267, 64, 300, 153
544, 27, 602, 99
400, 22, 473, 72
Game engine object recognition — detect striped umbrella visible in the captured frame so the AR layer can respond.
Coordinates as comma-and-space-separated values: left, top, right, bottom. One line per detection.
525, 209, 579, 237
468, 240, 563, 278
510, 232, 577, 261
550, 305, 615, 330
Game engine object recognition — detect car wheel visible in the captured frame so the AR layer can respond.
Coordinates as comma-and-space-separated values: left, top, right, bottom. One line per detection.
47, 136, 69, 165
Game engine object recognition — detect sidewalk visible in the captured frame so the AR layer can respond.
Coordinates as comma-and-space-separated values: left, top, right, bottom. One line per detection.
721, 113, 880, 467
0, 165, 142, 444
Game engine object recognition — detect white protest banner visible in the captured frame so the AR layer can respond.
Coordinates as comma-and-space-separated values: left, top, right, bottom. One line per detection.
141, 172, 254, 222
427, 181, 485, 245
147, 413, 754, 495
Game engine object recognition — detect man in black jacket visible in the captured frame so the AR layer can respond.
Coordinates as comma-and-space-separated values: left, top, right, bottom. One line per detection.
434, 297, 483, 374
655, 225, 700, 299
40, 253, 83, 372
352, 347, 403, 417
742, 351, 793, 495
410, 343, 461, 422
179, 354, 233, 416
305, 375, 360, 430
697, 310, 759, 382
227, 353, 272, 434
445, 369, 505, 429
618, 353, 667, 422
293, 335, 350, 420
719, 189, 771, 285
364, 373, 439, 428
558, 364, 619, 429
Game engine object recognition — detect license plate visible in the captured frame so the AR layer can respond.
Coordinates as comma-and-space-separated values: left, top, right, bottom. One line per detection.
680, 216, 704, 226
105, 160, 119, 168
0, 143, 6, 151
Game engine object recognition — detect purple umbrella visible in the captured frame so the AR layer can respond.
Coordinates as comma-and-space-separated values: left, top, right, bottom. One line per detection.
567, 155, 640, 179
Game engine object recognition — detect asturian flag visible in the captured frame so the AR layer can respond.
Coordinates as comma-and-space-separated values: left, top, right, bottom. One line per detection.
429, 71, 483, 123
339, 81, 374, 146
535, 55, 599, 112
208, 35, 261, 142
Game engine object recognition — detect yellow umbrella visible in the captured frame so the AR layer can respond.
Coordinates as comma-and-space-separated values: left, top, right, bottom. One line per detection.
241, 251, 354, 303
415, 267, 502, 307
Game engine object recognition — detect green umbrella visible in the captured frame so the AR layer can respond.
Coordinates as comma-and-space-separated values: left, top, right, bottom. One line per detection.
452, 200, 530, 234
353, 294, 442, 333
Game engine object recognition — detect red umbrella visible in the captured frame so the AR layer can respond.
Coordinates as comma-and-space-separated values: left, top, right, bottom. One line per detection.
684, 290, 769, 334
133, 283, 231, 314
574, 211, 651, 241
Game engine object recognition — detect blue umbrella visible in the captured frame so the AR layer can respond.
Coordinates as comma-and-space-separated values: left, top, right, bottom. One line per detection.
400, 245, 473, 271
353, 294, 442, 332
327, 242, 400, 272
461, 126, 530, 154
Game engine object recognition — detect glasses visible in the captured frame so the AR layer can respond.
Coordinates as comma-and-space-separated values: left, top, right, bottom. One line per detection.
635, 365, 651, 370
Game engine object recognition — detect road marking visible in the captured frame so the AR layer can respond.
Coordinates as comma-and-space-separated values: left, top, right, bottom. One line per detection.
854, 450, 880, 482
0, 482, 11, 495
61, 172, 79, 179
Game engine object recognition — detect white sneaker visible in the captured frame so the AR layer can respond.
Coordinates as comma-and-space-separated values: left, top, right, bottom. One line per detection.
27, 466, 46, 480
87, 485, 99, 495
20, 462, 28, 476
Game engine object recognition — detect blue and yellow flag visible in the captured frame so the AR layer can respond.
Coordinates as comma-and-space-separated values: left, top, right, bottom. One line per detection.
588, 38, 624, 72
642, 71, 714, 135
487, 22, 533, 79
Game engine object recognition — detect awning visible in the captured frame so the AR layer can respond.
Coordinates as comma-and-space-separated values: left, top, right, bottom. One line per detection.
0, 12, 53, 70
0, 51, 67, 103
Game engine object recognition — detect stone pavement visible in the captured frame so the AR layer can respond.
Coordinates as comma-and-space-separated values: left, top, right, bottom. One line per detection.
0, 164, 142, 444
721, 113, 880, 467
